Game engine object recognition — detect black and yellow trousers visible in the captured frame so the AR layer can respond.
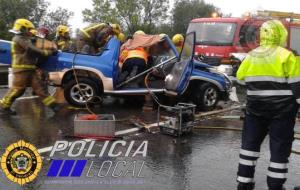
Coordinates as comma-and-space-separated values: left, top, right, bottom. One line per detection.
0, 69, 56, 109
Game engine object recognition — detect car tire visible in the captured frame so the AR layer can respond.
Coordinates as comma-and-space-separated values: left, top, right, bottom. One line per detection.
192, 83, 219, 111
64, 77, 102, 108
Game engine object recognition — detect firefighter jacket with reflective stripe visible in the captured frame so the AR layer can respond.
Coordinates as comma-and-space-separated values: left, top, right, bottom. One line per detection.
125, 48, 149, 63
56, 39, 72, 51
79, 23, 112, 47
237, 46, 300, 116
11, 35, 52, 70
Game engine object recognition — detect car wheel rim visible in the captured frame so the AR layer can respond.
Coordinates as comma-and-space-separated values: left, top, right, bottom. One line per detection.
204, 87, 217, 107
70, 83, 94, 104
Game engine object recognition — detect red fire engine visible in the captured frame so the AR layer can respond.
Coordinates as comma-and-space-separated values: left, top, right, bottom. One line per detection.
187, 10, 300, 67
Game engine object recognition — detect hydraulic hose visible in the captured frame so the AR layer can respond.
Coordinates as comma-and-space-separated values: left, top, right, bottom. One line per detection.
70, 53, 133, 122
71, 53, 102, 115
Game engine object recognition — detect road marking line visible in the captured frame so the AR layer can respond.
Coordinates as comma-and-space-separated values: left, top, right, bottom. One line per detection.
38, 127, 141, 154
17, 96, 39, 100
115, 127, 140, 136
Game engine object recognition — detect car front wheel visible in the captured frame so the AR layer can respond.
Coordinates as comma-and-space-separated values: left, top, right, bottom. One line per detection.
64, 78, 102, 107
192, 83, 219, 111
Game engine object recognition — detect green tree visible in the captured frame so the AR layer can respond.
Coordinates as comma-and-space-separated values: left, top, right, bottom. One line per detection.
155, 23, 173, 37
0, 0, 73, 40
140, 0, 169, 33
82, 0, 118, 24
82, 0, 169, 34
0, 0, 46, 39
41, 7, 74, 36
172, 0, 219, 34
114, 0, 142, 33
29, 0, 49, 26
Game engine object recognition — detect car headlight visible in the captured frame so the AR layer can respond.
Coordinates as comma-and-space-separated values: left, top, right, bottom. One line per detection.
216, 65, 233, 76
208, 68, 232, 91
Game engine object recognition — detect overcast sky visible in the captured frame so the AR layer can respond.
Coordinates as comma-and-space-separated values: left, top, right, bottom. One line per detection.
48, 0, 300, 30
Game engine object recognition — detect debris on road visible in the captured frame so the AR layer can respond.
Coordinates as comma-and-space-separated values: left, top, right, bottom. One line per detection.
218, 115, 242, 119
158, 103, 196, 137
132, 120, 164, 134
195, 105, 245, 119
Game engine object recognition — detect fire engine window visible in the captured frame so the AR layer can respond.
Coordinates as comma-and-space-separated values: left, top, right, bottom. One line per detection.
187, 22, 236, 45
290, 27, 300, 55
239, 25, 259, 45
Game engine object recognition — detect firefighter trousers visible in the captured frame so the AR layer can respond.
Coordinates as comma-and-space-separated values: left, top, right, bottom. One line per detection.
237, 111, 297, 190
0, 70, 56, 109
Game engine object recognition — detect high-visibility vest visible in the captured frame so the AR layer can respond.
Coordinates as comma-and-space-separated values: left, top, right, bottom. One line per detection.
125, 48, 149, 62
237, 45, 300, 101
118, 49, 129, 68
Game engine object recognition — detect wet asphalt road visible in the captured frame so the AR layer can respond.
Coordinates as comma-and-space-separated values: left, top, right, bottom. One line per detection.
0, 88, 300, 190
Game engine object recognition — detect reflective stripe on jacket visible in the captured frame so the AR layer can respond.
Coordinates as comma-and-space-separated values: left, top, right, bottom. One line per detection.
125, 48, 149, 62
56, 39, 72, 51
237, 46, 300, 99
11, 35, 52, 70
236, 20, 300, 116
78, 23, 112, 49
237, 46, 300, 116
79, 23, 109, 40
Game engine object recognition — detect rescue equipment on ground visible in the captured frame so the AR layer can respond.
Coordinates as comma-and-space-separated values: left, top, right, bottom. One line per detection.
74, 114, 116, 138
158, 103, 196, 137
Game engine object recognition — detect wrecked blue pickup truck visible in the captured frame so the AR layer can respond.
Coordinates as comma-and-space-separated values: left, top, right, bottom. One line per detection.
0, 32, 232, 110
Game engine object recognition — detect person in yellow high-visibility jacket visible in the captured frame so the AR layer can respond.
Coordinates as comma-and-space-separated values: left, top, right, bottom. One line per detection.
236, 20, 300, 190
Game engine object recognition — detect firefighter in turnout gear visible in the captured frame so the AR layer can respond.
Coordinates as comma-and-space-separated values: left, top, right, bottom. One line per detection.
55, 25, 72, 51
236, 20, 300, 190
0, 18, 61, 115
172, 34, 184, 53
76, 23, 121, 54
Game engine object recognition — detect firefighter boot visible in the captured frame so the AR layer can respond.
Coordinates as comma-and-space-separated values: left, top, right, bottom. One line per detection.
237, 182, 255, 190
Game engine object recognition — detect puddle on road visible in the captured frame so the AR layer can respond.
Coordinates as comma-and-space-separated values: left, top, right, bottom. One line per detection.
1, 96, 300, 190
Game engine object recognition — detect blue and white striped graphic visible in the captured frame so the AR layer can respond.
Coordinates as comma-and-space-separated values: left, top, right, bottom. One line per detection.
47, 160, 87, 177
